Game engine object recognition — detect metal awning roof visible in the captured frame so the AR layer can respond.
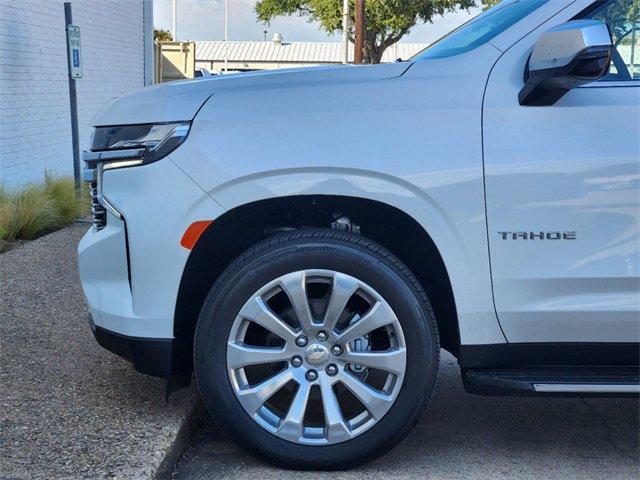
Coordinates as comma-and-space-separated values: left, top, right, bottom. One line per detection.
195, 41, 428, 63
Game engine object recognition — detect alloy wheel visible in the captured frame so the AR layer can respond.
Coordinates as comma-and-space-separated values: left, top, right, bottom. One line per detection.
226, 269, 406, 445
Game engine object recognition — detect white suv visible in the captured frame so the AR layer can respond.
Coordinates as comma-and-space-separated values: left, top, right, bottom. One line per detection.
79, 0, 639, 469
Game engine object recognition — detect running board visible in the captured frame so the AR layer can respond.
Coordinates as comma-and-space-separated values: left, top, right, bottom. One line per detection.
462, 366, 640, 397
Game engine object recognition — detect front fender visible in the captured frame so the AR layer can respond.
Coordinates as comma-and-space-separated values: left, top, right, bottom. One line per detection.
169, 50, 505, 345
188, 166, 505, 345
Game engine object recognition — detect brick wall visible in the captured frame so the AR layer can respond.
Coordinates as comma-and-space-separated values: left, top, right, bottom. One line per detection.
0, 0, 147, 189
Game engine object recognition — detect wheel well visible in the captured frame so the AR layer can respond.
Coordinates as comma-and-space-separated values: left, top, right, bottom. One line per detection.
172, 195, 460, 373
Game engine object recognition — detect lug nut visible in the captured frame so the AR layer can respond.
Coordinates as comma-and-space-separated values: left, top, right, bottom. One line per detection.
316, 330, 328, 342
290, 355, 303, 367
331, 344, 343, 356
326, 364, 338, 376
295, 335, 308, 347
305, 369, 318, 381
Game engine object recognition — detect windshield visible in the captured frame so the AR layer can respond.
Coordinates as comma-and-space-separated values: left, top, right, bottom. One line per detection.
413, 0, 549, 60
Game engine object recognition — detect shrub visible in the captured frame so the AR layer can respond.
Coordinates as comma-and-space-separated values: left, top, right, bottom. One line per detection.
0, 175, 88, 251
44, 174, 84, 225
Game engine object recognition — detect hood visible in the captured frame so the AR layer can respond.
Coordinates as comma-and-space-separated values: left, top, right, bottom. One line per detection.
92, 62, 412, 127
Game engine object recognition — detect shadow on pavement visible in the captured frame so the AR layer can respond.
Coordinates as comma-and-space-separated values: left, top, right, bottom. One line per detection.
173, 352, 639, 480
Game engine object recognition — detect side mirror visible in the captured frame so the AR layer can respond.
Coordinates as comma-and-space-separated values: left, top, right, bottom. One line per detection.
519, 20, 612, 106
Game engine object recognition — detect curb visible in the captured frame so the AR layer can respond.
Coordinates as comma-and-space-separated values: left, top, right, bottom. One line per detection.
154, 395, 205, 479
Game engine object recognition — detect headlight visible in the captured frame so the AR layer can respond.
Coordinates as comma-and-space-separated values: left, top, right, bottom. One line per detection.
87, 122, 191, 169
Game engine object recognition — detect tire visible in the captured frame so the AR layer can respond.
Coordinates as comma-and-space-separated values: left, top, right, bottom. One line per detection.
194, 229, 440, 469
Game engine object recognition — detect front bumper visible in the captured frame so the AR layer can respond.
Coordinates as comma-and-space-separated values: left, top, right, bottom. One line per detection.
89, 314, 172, 378
77, 154, 226, 384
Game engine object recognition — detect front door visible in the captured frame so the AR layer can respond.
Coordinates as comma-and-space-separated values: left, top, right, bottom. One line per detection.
483, 0, 640, 343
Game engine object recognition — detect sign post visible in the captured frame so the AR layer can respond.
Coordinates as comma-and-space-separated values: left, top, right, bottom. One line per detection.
64, 2, 82, 199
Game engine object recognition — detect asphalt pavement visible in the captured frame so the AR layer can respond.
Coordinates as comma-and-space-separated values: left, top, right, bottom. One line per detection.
173, 351, 639, 480
0, 224, 200, 479
2, 223, 636, 479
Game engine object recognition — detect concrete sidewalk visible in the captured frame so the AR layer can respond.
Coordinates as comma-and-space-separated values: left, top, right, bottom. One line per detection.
0, 224, 200, 479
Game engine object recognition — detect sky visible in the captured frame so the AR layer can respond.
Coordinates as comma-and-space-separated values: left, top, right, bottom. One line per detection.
154, 0, 482, 44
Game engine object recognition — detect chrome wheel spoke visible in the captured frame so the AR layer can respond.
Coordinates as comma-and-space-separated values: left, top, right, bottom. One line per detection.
322, 273, 359, 332
337, 301, 396, 344
239, 296, 297, 344
319, 377, 351, 442
342, 348, 406, 375
338, 371, 394, 420
228, 269, 406, 445
227, 342, 291, 369
237, 368, 294, 414
277, 381, 311, 440
280, 271, 315, 331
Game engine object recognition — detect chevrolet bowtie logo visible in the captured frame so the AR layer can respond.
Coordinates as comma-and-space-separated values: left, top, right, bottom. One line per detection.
305, 344, 329, 365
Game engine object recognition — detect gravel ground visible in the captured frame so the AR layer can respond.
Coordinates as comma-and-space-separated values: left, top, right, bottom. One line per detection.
0, 224, 199, 480
173, 351, 640, 480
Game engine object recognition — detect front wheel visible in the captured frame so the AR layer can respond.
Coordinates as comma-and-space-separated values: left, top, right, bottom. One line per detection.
194, 229, 439, 469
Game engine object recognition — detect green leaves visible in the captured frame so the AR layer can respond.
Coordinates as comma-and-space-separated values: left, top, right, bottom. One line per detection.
255, 0, 487, 63
154, 28, 173, 42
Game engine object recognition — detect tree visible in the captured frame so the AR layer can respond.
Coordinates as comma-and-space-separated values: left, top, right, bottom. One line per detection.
481, 0, 499, 8
154, 28, 173, 42
589, 0, 639, 46
255, 0, 480, 63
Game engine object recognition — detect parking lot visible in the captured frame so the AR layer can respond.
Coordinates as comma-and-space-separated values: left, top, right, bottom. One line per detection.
173, 351, 639, 480
1, 224, 637, 480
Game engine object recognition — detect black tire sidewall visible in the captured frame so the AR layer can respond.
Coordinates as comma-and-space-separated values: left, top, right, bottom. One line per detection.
194, 234, 439, 469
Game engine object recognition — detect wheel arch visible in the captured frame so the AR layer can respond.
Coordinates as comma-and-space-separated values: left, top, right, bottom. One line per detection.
172, 194, 460, 374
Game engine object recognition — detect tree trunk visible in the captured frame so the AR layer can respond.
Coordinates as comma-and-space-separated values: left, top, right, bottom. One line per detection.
370, 49, 384, 63
364, 42, 385, 64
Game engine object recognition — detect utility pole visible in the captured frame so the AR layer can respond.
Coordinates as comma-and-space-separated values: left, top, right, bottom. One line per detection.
64, 2, 81, 198
224, 0, 229, 72
172, 0, 177, 41
342, 0, 349, 64
354, 0, 365, 64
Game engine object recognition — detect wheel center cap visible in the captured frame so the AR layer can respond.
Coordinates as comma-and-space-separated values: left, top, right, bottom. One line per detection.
305, 344, 330, 366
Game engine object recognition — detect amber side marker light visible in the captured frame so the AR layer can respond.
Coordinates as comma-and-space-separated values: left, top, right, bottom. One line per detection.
180, 220, 213, 250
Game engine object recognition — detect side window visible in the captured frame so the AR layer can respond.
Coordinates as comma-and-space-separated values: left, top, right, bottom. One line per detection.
582, 0, 639, 81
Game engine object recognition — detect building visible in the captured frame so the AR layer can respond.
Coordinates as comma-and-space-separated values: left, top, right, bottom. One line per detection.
195, 36, 428, 73
0, 0, 154, 189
